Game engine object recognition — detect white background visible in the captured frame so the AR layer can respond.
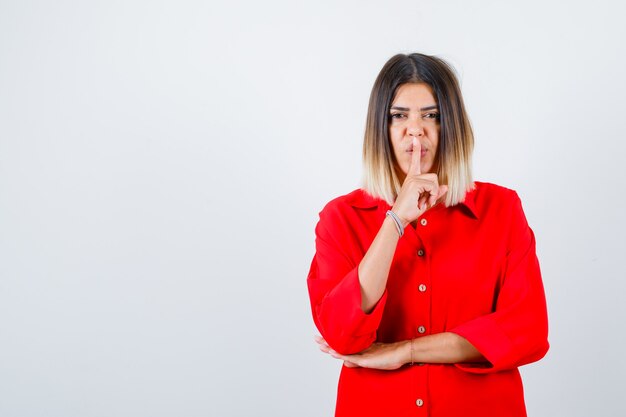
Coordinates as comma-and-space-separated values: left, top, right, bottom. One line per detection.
1, 0, 625, 416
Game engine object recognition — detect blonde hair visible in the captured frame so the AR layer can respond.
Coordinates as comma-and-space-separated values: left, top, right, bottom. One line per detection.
362, 53, 474, 207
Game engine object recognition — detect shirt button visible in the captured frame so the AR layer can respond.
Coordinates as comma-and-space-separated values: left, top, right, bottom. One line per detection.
416, 398, 424, 407
418, 284, 427, 292
420, 218, 427, 226
418, 326, 426, 334
417, 249, 425, 256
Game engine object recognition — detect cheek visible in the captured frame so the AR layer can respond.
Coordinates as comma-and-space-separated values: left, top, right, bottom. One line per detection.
388, 128, 403, 154
426, 128, 440, 151
395, 149, 410, 173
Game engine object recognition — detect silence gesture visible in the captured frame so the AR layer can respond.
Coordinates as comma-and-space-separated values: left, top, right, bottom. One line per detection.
391, 137, 448, 227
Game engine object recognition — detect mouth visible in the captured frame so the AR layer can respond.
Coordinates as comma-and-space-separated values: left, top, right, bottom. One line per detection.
407, 149, 428, 157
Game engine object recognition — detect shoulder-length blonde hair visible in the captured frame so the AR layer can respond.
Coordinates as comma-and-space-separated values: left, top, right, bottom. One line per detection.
362, 53, 474, 207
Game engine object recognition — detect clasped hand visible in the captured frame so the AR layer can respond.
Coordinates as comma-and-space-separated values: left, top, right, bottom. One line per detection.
315, 335, 410, 370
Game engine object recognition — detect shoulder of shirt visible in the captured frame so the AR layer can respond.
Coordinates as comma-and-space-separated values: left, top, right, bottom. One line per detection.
319, 188, 382, 216
471, 181, 522, 214
472, 181, 519, 199
473, 181, 519, 197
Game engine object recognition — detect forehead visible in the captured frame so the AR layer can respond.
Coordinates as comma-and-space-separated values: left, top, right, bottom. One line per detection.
391, 83, 437, 106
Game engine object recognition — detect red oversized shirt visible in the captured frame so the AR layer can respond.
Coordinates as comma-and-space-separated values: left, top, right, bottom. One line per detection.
307, 182, 549, 417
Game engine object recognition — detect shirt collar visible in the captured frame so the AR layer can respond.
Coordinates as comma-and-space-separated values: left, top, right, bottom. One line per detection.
458, 185, 479, 219
347, 189, 381, 209
349, 185, 479, 219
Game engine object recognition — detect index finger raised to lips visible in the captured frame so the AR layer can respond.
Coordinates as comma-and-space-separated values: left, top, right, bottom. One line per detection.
408, 137, 421, 176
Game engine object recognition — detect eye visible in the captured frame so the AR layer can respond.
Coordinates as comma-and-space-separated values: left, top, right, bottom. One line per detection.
423, 112, 440, 120
390, 113, 407, 120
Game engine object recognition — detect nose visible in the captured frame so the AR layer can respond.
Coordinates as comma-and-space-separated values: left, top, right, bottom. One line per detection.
406, 117, 424, 137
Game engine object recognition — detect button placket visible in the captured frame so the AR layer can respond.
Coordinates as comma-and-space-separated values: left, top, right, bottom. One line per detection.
413, 214, 434, 415
416, 238, 428, 295
414, 230, 430, 335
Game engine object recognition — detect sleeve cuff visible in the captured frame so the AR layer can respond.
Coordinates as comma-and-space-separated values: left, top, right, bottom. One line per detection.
318, 267, 388, 353
327, 267, 387, 335
450, 317, 514, 374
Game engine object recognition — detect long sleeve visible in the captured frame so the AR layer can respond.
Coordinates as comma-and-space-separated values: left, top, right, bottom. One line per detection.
450, 193, 549, 373
307, 205, 387, 354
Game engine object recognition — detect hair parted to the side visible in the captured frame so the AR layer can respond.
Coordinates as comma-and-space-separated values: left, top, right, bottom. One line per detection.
362, 53, 474, 207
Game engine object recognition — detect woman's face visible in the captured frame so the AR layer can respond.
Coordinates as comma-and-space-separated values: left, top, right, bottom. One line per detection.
388, 82, 440, 181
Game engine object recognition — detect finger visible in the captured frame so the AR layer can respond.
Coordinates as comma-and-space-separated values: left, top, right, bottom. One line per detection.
314, 335, 327, 345
330, 350, 360, 365
427, 185, 447, 208
428, 184, 439, 207
329, 350, 345, 360
343, 360, 360, 368
318, 343, 332, 354
408, 137, 422, 176
418, 194, 428, 211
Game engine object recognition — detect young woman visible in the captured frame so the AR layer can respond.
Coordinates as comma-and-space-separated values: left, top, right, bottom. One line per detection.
307, 53, 549, 417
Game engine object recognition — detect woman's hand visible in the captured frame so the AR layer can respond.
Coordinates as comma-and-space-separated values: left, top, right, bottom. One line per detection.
392, 137, 448, 227
315, 336, 410, 370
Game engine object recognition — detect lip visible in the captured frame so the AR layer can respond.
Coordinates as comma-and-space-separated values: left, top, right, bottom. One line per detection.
407, 149, 428, 157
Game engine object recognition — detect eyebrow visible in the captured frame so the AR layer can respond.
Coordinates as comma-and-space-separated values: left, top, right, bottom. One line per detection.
390, 105, 439, 111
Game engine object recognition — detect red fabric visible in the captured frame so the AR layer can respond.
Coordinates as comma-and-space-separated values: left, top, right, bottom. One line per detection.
307, 182, 549, 417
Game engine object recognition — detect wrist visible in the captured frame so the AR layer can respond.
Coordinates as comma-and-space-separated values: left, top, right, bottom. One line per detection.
385, 210, 407, 237
383, 214, 403, 238
389, 207, 410, 228
400, 339, 413, 366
